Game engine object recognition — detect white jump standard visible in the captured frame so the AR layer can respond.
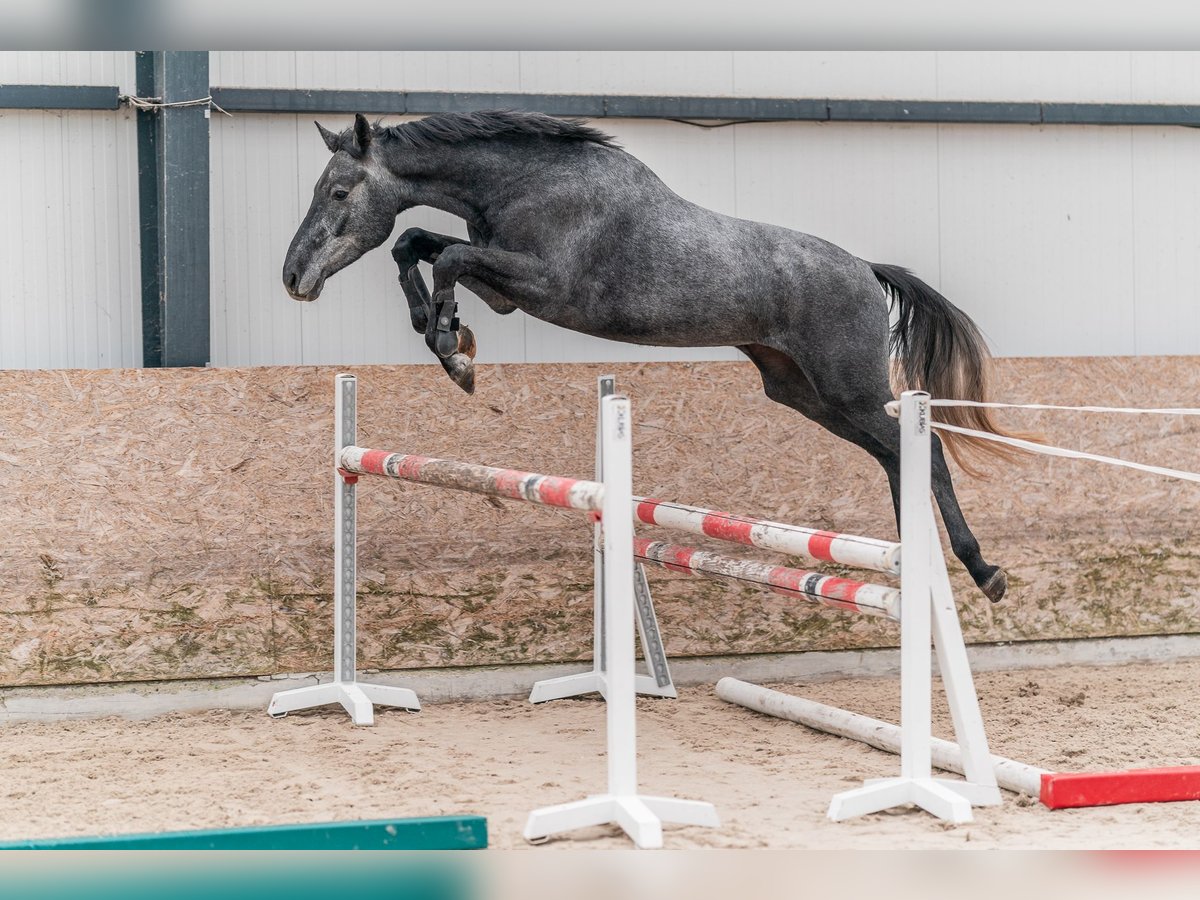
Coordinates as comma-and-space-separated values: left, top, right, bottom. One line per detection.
529, 375, 677, 705
268, 373, 420, 726
272, 374, 717, 849
717, 392, 1003, 823
523, 391, 718, 847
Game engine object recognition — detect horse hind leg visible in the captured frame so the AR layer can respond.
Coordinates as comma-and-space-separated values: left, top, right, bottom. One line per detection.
743, 343, 1006, 602
826, 391, 1007, 603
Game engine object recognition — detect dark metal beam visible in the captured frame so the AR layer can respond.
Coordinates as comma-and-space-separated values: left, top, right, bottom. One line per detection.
1040, 103, 1200, 126
211, 88, 407, 115
136, 51, 211, 368
208, 88, 1200, 129
827, 99, 1042, 124
603, 95, 825, 120
406, 91, 606, 117
0, 84, 119, 110
5, 85, 1200, 130
209, 88, 608, 117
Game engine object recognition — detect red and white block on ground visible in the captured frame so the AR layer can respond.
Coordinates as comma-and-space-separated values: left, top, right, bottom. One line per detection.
716, 678, 1200, 810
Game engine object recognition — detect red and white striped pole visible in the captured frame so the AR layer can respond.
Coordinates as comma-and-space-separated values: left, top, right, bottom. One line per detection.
633, 537, 899, 620
632, 498, 900, 575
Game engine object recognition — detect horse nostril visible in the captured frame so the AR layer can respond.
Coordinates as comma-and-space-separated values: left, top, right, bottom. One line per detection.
285, 270, 298, 293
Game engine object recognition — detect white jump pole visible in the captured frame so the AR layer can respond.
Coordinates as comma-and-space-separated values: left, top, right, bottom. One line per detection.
267, 374, 420, 726
715, 678, 1044, 797
523, 394, 719, 849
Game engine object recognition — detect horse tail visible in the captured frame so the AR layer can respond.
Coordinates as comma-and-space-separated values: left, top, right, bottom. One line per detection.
870, 262, 1033, 476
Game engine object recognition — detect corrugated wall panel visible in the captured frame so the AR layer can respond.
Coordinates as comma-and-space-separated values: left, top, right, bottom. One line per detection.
12, 51, 1200, 371
935, 51, 1133, 103
1131, 51, 1200, 104
732, 52, 938, 99
212, 51, 1200, 107
0, 109, 140, 369
518, 51, 734, 96
937, 124, 1136, 357
1131, 128, 1200, 355
0, 51, 135, 94
210, 51, 525, 92
733, 122, 941, 282
211, 112, 305, 366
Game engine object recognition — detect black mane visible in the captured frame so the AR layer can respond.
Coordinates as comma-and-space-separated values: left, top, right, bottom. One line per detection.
367, 110, 620, 150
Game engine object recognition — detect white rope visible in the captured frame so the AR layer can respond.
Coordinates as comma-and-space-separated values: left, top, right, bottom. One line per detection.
930, 421, 1200, 485
929, 399, 1200, 417
120, 94, 232, 116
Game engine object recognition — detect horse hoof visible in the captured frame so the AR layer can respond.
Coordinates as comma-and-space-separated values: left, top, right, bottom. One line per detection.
446, 354, 475, 394
458, 323, 477, 360
981, 568, 1007, 603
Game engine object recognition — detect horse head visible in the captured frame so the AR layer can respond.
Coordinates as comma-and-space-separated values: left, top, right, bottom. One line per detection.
282, 113, 399, 301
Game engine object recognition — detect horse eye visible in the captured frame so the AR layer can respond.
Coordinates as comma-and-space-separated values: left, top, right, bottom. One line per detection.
333, 189, 349, 201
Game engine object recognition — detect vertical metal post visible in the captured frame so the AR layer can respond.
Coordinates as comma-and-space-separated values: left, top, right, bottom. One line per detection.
136, 50, 210, 367
527, 375, 676, 703
600, 394, 637, 799
827, 390, 972, 823
898, 390, 933, 782
334, 374, 357, 685
594, 375, 615, 675
524, 394, 718, 847
134, 52, 162, 367
267, 375, 420, 725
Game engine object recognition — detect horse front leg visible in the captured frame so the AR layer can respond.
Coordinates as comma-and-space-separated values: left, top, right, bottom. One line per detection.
428, 244, 553, 394
391, 227, 470, 334
391, 228, 480, 392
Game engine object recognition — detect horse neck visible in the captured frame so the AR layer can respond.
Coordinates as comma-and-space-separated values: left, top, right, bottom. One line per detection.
381, 138, 562, 230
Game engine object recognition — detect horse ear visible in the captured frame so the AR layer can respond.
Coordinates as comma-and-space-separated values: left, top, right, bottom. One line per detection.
353, 113, 372, 152
315, 121, 340, 153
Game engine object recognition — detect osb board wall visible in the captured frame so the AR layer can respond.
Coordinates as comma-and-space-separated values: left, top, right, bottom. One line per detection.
1, 358, 1198, 688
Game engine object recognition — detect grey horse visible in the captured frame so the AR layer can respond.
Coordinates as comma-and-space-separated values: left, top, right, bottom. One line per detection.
283, 110, 1021, 603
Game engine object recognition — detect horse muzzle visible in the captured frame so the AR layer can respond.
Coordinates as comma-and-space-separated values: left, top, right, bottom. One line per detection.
283, 267, 325, 302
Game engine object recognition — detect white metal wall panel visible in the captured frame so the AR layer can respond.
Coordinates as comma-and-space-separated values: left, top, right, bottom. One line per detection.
13, 51, 1200, 371
732, 52, 938, 100
211, 51, 1188, 107
0, 51, 135, 94
733, 122, 942, 283
517, 52, 734, 96
210, 51, 523, 93
936, 125, 1136, 358
210, 112, 304, 366
1130, 128, 1200, 355
935, 52, 1133, 103
209, 48, 297, 93
214, 51, 733, 96
0, 109, 140, 370
1131, 52, 1200, 104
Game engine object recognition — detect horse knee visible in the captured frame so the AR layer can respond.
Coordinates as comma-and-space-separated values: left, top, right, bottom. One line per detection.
391, 229, 420, 266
